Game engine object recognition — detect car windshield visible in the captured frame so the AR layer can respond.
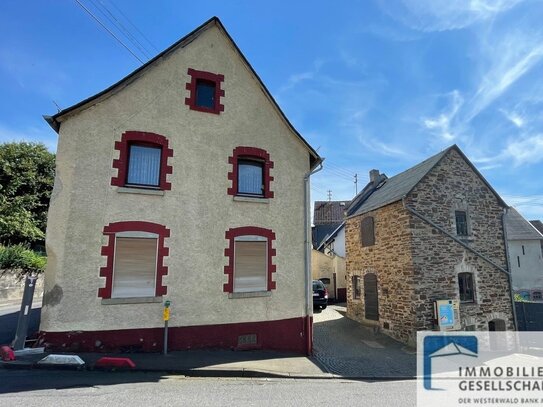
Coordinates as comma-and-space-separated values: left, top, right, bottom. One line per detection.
312, 281, 324, 291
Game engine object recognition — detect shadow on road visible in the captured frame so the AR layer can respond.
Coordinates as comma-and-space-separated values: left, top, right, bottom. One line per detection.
0, 369, 166, 394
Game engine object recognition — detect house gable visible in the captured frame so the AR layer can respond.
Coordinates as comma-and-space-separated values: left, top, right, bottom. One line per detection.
45, 17, 319, 168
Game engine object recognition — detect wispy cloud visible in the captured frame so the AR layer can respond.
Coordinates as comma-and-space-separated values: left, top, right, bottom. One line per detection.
473, 134, 543, 167
499, 109, 524, 127
378, 0, 522, 32
422, 90, 463, 141
465, 34, 543, 122
358, 137, 411, 158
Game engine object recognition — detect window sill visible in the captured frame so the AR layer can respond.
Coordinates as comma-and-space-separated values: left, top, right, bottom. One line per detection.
102, 296, 162, 305
117, 187, 164, 196
228, 291, 272, 299
233, 196, 269, 204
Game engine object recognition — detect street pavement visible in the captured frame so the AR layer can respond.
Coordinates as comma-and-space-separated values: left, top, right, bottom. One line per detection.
0, 369, 417, 407
313, 303, 416, 378
0, 299, 41, 346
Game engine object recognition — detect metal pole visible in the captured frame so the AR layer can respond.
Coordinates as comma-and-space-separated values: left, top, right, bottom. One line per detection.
163, 319, 168, 355
12, 275, 38, 350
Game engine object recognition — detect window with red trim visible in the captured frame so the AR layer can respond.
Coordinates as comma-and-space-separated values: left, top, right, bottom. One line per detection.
98, 221, 170, 299
223, 226, 276, 294
185, 68, 225, 114
227, 147, 274, 199
111, 131, 173, 191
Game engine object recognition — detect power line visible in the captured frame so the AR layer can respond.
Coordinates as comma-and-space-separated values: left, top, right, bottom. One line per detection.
89, 0, 153, 60
108, 0, 159, 53
74, 0, 145, 64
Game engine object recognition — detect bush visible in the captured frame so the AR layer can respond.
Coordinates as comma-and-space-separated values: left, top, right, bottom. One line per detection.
0, 245, 46, 277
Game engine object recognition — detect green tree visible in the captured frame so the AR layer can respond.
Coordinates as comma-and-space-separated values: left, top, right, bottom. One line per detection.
0, 244, 47, 276
0, 142, 55, 247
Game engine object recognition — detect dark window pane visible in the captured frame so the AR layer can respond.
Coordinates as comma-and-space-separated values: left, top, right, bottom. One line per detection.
360, 217, 375, 246
455, 211, 468, 236
196, 80, 215, 108
458, 272, 474, 302
127, 145, 161, 186
238, 160, 264, 195
353, 276, 361, 299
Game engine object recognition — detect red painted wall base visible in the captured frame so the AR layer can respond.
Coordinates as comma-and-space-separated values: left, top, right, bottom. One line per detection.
39, 317, 312, 355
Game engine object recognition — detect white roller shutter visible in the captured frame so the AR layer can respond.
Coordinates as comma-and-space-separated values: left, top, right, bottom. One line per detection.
234, 238, 267, 292
112, 237, 157, 298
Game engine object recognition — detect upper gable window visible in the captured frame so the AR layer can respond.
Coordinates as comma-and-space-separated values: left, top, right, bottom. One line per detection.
196, 79, 216, 109
185, 68, 224, 114
360, 216, 375, 247
228, 147, 274, 199
111, 131, 173, 191
238, 159, 264, 196
127, 144, 161, 187
455, 210, 468, 236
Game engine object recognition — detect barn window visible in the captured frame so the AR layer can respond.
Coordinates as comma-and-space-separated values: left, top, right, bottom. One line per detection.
360, 217, 375, 247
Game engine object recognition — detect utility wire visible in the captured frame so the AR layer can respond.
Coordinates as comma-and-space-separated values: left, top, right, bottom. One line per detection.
92, 0, 153, 60
108, 0, 159, 53
74, 0, 145, 64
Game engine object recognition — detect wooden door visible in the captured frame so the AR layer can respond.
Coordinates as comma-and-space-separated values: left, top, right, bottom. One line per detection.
364, 273, 379, 321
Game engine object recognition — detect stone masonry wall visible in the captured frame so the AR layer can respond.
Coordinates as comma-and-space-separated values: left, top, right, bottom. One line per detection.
406, 148, 514, 331
345, 201, 416, 344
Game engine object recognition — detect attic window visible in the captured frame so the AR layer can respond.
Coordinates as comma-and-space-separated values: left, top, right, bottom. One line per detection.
455, 211, 468, 236
185, 68, 224, 114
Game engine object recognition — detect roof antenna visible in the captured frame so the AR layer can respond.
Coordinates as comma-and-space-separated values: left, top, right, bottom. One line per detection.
52, 100, 62, 113
327, 190, 332, 202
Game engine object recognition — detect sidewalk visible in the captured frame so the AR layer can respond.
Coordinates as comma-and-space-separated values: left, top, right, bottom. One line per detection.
0, 349, 334, 379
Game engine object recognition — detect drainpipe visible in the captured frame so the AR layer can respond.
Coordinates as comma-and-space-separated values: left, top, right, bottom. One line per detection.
304, 158, 324, 355
502, 207, 519, 331
402, 198, 518, 330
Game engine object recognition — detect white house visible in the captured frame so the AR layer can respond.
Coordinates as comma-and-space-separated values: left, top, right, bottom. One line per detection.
505, 207, 543, 301
39, 17, 320, 354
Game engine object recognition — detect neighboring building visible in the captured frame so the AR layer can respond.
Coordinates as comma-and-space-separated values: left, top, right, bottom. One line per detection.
39, 17, 320, 354
505, 209, 543, 301
312, 200, 350, 249
311, 203, 350, 303
531, 220, 543, 255
344, 145, 514, 346
311, 248, 347, 302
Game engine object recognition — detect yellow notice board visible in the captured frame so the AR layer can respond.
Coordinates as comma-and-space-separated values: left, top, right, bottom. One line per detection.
163, 308, 170, 321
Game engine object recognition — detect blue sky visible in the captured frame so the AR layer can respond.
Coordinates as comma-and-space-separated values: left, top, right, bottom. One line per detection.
1, 1, 542, 220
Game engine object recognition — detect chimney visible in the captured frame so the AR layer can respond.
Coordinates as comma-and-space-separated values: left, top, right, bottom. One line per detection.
369, 169, 380, 185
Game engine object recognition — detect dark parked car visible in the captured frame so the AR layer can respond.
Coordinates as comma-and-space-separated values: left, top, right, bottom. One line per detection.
312, 280, 328, 310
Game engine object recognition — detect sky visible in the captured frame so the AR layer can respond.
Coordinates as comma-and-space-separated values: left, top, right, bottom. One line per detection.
1, 0, 542, 220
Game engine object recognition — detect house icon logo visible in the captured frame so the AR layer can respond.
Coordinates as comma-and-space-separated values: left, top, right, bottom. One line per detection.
423, 335, 478, 390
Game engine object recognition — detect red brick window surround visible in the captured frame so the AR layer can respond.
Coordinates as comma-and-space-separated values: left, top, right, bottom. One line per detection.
111, 131, 173, 190
99, 221, 170, 299
185, 68, 225, 114
227, 147, 274, 199
223, 226, 276, 293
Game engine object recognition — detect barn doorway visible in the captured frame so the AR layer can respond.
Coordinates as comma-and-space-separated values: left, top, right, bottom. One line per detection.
364, 273, 379, 321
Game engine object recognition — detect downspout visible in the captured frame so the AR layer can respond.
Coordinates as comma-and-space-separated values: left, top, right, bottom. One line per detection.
402, 198, 518, 330
304, 158, 324, 355
502, 207, 519, 331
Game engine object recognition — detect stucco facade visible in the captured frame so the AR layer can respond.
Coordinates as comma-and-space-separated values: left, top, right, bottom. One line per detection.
39, 18, 319, 353
346, 147, 514, 346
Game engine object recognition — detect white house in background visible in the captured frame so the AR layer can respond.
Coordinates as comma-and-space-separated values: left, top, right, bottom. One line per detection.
504, 207, 543, 301
317, 222, 346, 258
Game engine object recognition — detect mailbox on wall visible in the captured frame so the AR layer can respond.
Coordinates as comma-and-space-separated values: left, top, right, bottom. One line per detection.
434, 299, 461, 331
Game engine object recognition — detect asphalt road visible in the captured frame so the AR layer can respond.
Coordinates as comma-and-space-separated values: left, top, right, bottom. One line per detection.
0, 370, 417, 407
0, 300, 41, 346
